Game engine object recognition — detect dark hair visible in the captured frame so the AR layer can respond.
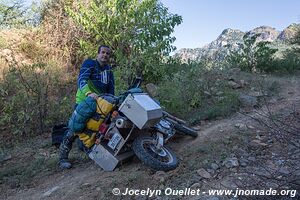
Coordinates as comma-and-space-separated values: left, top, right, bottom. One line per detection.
98, 45, 110, 53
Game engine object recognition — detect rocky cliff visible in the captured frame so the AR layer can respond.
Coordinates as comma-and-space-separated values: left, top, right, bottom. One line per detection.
175, 23, 300, 63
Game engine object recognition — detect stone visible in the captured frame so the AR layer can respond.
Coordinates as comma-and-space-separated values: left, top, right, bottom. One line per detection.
239, 79, 249, 87
228, 81, 241, 89
153, 171, 166, 182
247, 125, 255, 129
239, 158, 248, 167
42, 186, 60, 197
223, 157, 239, 168
236, 148, 248, 155
234, 123, 247, 131
190, 183, 201, 189
220, 179, 238, 189
267, 139, 274, 144
266, 182, 279, 189
239, 94, 258, 107
254, 167, 272, 178
196, 168, 212, 179
207, 197, 220, 200
278, 167, 290, 175
275, 159, 285, 166
211, 163, 220, 170
269, 98, 277, 104
0, 154, 12, 162
249, 139, 268, 147
155, 171, 166, 176
230, 168, 238, 173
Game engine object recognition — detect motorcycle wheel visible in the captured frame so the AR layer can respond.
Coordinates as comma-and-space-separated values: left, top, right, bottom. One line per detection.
132, 135, 178, 171
174, 123, 198, 138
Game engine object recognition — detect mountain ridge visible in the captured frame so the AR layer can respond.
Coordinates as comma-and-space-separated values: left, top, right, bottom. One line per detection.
174, 23, 300, 62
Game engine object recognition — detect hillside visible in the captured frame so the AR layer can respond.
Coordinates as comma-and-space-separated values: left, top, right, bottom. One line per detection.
175, 23, 300, 63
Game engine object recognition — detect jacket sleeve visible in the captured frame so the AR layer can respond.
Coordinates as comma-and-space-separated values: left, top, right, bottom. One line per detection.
77, 60, 92, 96
107, 70, 115, 95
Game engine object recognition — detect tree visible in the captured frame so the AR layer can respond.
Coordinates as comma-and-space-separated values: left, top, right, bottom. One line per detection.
0, 0, 26, 27
65, 0, 182, 83
290, 26, 300, 55
226, 33, 278, 72
0, 0, 39, 28
278, 26, 300, 72
291, 26, 300, 45
254, 41, 278, 72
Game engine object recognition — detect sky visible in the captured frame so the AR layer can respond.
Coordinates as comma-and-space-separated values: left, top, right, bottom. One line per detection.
24, 0, 300, 50
161, 0, 300, 50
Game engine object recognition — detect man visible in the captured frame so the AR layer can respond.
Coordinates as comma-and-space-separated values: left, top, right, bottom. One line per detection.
58, 45, 115, 169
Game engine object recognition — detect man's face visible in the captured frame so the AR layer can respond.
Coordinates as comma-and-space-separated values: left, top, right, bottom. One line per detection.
97, 47, 111, 64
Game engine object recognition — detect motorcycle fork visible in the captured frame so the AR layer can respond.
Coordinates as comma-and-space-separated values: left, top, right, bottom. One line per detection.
154, 132, 164, 150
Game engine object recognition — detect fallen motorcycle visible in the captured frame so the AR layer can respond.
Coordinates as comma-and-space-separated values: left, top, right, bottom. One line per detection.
87, 78, 198, 172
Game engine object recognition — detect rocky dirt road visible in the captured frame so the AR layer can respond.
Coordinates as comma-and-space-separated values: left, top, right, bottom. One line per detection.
1, 76, 299, 200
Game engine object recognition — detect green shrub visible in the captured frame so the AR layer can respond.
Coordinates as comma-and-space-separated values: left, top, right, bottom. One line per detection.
226, 33, 278, 73
0, 61, 75, 146
0, 0, 37, 28
158, 63, 240, 124
272, 50, 300, 73
65, 0, 182, 83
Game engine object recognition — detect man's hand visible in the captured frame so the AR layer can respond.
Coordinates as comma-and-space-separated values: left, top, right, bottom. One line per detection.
88, 92, 98, 100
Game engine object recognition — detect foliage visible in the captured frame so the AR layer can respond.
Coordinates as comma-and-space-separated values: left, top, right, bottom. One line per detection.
286, 26, 300, 60
0, 57, 75, 146
272, 50, 300, 73
34, 0, 87, 68
269, 27, 300, 73
0, 0, 39, 28
65, 0, 182, 83
226, 33, 278, 72
254, 41, 278, 72
158, 63, 240, 124
0, 35, 7, 48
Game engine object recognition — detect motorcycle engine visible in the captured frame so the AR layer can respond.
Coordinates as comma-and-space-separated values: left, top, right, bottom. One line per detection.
155, 119, 174, 135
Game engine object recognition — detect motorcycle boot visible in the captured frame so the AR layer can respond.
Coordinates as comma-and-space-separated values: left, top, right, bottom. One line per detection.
58, 131, 75, 169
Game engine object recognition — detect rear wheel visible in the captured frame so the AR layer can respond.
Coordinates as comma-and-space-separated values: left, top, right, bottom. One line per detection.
132, 135, 178, 171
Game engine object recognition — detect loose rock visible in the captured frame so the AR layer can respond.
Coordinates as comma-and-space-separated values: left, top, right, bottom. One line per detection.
197, 168, 212, 179
190, 182, 201, 189
153, 171, 166, 182
234, 123, 247, 131
211, 163, 220, 170
223, 157, 239, 168
42, 186, 60, 197
239, 94, 258, 107
228, 81, 241, 89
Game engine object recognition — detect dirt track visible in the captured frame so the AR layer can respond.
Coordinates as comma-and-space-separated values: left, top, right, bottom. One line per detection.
2, 75, 300, 200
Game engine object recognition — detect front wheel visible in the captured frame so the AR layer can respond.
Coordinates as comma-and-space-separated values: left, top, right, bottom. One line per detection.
174, 123, 198, 138
132, 135, 178, 171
